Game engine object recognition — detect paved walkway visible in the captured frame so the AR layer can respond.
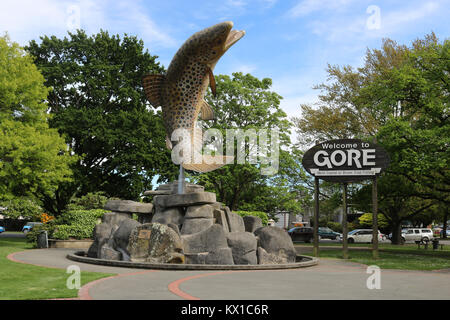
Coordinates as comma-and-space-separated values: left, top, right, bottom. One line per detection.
8, 248, 450, 300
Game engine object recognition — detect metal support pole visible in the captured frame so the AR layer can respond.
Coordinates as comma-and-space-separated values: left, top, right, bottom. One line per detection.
313, 177, 320, 257
342, 183, 349, 259
178, 165, 185, 194
372, 176, 379, 259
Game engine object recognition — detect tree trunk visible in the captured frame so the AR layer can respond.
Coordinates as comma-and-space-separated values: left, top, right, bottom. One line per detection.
391, 221, 403, 245
443, 211, 448, 239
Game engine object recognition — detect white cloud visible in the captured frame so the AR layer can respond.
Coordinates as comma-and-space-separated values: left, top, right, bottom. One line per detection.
0, 0, 176, 48
287, 0, 356, 17
380, 1, 441, 33
296, 0, 443, 44
234, 64, 257, 74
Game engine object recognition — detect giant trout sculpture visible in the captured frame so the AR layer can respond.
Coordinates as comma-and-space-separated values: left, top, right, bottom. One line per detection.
143, 21, 245, 172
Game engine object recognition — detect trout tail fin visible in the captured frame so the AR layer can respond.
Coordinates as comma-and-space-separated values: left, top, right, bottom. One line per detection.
181, 127, 234, 173
182, 155, 234, 173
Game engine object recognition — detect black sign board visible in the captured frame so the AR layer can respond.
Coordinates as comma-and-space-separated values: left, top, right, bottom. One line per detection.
302, 139, 390, 183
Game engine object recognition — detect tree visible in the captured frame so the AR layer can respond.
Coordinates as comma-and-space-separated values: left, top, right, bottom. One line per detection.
358, 213, 389, 230
192, 72, 297, 213
26, 30, 178, 213
0, 35, 74, 203
292, 34, 449, 241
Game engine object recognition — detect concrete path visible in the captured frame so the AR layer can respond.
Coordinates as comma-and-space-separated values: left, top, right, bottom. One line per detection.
7, 248, 450, 300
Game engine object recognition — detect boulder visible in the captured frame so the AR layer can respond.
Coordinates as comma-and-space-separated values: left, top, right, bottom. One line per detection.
227, 210, 245, 233
254, 226, 296, 263
184, 204, 214, 219
112, 218, 141, 261
102, 212, 130, 226
127, 224, 154, 261
152, 207, 184, 226
204, 248, 234, 265
144, 181, 205, 195
182, 224, 228, 254
127, 223, 184, 263
153, 192, 216, 208
226, 232, 258, 265
181, 204, 216, 235
104, 200, 153, 214
146, 223, 184, 263
184, 249, 234, 265
100, 244, 122, 261
87, 222, 115, 258
257, 247, 286, 265
213, 209, 230, 233
168, 223, 181, 235
243, 215, 263, 233
181, 218, 214, 235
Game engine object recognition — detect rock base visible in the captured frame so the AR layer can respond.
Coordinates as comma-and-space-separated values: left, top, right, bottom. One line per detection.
87, 182, 296, 265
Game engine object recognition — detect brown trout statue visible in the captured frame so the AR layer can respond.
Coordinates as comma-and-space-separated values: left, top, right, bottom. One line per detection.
143, 21, 245, 175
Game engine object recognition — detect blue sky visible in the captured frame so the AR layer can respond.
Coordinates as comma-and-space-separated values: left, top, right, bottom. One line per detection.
1, 0, 449, 125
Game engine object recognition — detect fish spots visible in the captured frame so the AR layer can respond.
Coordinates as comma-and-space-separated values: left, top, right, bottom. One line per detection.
158, 22, 238, 143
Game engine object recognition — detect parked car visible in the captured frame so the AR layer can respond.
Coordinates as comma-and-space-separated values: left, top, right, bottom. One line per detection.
288, 227, 314, 243
0, 226, 5, 233
433, 227, 442, 237
401, 228, 434, 243
22, 222, 43, 234
318, 227, 341, 240
388, 228, 408, 241
440, 228, 450, 238
347, 229, 385, 243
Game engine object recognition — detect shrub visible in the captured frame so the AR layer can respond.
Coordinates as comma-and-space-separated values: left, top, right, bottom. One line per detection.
66, 192, 108, 210
52, 224, 94, 240
234, 211, 269, 226
52, 209, 107, 240
327, 221, 343, 233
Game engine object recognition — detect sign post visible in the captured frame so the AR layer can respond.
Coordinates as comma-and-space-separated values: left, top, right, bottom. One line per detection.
342, 182, 349, 259
372, 176, 379, 259
313, 177, 319, 257
302, 139, 389, 260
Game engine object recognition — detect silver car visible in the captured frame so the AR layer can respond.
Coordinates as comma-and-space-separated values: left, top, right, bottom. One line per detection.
402, 228, 434, 243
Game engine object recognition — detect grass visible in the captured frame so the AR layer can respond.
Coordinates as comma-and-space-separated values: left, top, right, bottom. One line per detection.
302, 243, 450, 270
0, 237, 114, 300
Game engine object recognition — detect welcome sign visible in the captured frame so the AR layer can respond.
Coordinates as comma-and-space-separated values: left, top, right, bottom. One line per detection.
302, 139, 390, 183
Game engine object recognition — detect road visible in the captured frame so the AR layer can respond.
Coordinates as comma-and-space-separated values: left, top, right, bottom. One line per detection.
0, 231, 25, 239
6, 247, 450, 300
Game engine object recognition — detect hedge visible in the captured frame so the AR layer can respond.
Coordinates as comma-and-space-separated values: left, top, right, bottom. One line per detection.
234, 210, 269, 226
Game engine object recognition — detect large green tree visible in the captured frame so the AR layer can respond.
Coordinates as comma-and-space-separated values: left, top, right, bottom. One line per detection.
0, 35, 73, 203
26, 30, 177, 213
292, 34, 449, 241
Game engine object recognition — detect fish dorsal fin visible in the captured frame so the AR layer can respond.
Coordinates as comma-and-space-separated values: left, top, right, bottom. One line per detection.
200, 100, 215, 120
207, 67, 216, 97
142, 74, 165, 107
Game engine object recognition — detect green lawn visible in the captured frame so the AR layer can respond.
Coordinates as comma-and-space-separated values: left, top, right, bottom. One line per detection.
0, 238, 114, 300
302, 244, 450, 270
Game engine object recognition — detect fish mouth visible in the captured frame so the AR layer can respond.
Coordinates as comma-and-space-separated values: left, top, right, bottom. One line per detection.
224, 29, 245, 51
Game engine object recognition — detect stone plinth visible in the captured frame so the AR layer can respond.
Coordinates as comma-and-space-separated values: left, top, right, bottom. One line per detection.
153, 192, 216, 208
